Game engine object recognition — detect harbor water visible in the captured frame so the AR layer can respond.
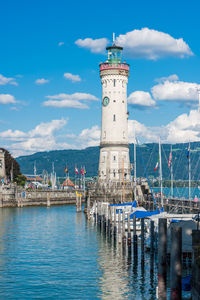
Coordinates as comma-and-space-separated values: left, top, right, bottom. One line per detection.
0, 205, 158, 299
0, 205, 191, 299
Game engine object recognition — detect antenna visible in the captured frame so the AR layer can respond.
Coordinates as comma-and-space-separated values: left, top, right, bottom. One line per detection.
113, 32, 115, 45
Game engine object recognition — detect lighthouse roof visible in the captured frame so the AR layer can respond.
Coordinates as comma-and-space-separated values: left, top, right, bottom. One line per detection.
106, 45, 123, 51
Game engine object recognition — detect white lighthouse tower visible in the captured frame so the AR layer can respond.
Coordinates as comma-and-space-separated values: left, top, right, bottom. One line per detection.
98, 36, 131, 183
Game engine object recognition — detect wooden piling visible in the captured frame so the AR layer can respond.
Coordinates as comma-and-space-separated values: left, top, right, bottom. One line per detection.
107, 205, 110, 237
118, 210, 122, 243
122, 210, 126, 243
87, 193, 90, 219
127, 213, 131, 254
133, 215, 137, 256
114, 207, 117, 241
141, 218, 144, 261
158, 218, 167, 300
170, 226, 182, 300
191, 230, 200, 299
150, 220, 154, 255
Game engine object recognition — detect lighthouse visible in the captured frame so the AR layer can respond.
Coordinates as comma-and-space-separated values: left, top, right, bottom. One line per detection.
98, 35, 131, 183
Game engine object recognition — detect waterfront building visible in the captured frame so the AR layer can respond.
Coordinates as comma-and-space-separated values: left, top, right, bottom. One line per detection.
98, 36, 131, 183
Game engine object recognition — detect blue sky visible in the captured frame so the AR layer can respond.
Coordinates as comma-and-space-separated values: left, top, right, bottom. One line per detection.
1, 0, 200, 156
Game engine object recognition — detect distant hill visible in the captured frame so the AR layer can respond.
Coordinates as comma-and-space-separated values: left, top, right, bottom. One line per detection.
16, 141, 200, 180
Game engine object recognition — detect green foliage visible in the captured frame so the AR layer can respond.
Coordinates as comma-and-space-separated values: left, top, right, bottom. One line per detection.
15, 174, 26, 187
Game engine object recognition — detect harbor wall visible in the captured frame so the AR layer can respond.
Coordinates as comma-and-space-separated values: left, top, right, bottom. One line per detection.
0, 184, 84, 207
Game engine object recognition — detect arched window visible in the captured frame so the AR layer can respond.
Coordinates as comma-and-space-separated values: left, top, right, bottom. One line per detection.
113, 114, 116, 121
113, 79, 116, 87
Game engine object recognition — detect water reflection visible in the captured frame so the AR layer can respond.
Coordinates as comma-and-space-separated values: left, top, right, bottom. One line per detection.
94, 222, 158, 300
0, 206, 165, 299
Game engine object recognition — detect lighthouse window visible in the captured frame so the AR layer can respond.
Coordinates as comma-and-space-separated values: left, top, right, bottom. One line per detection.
113, 79, 116, 87
113, 114, 116, 121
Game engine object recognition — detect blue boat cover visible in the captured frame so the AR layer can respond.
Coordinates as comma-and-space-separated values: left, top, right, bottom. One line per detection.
130, 210, 160, 219
110, 203, 133, 207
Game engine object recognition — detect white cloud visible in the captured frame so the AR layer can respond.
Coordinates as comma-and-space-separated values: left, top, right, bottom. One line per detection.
128, 91, 156, 108
58, 42, 64, 46
128, 120, 162, 143
79, 125, 100, 147
35, 78, 49, 85
0, 129, 26, 140
166, 110, 200, 143
0, 74, 18, 86
75, 37, 109, 53
64, 73, 81, 82
128, 109, 200, 144
0, 118, 70, 156
0, 94, 16, 104
152, 80, 200, 102
116, 28, 193, 60
154, 74, 179, 83
43, 92, 98, 109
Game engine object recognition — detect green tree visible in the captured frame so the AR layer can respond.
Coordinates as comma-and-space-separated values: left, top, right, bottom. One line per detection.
15, 174, 26, 187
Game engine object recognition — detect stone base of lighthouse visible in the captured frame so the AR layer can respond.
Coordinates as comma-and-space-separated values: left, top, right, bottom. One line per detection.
98, 143, 131, 183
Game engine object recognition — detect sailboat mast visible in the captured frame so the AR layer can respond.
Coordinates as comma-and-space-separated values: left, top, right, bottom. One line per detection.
189, 142, 191, 205
171, 145, 173, 199
123, 159, 125, 203
159, 138, 163, 208
134, 135, 137, 202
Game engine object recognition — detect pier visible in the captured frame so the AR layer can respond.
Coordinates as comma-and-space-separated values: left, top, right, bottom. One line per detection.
0, 184, 85, 207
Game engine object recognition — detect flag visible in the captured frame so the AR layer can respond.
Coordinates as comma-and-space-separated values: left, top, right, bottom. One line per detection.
154, 161, 159, 171
75, 166, 79, 174
80, 168, 84, 175
168, 152, 172, 167
65, 165, 68, 173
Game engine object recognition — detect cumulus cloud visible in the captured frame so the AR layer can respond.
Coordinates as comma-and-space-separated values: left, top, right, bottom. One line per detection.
58, 42, 64, 46
0, 118, 70, 156
79, 125, 100, 147
128, 109, 200, 144
64, 73, 81, 82
43, 92, 98, 109
154, 74, 179, 83
0, 94, 16, 104
0, 129, 26, 140
116, 28, 193, 60
128, 91, 156, 108
152, 79, 200, 102
0, 74, 18, 86
128, 120, 162, 143
75, 37, 109, 53
166, 110, 200, 143
35, 78, 49, 85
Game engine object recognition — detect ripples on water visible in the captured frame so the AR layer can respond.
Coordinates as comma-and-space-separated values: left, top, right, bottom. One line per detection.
0, 205, 189, 299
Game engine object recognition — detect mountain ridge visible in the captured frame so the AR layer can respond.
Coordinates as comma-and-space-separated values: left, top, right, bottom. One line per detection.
16, 142, 200, 180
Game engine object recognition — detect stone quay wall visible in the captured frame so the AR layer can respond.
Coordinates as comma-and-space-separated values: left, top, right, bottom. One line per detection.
0, 185, 84, 207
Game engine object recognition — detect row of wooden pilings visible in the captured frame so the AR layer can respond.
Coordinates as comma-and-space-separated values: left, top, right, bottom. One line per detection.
86, 201, 200, 299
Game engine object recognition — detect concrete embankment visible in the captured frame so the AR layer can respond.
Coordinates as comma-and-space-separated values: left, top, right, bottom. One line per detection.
0, 186, 85, 207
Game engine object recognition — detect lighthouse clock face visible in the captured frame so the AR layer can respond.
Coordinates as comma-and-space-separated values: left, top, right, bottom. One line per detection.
103, 96, 110, 107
